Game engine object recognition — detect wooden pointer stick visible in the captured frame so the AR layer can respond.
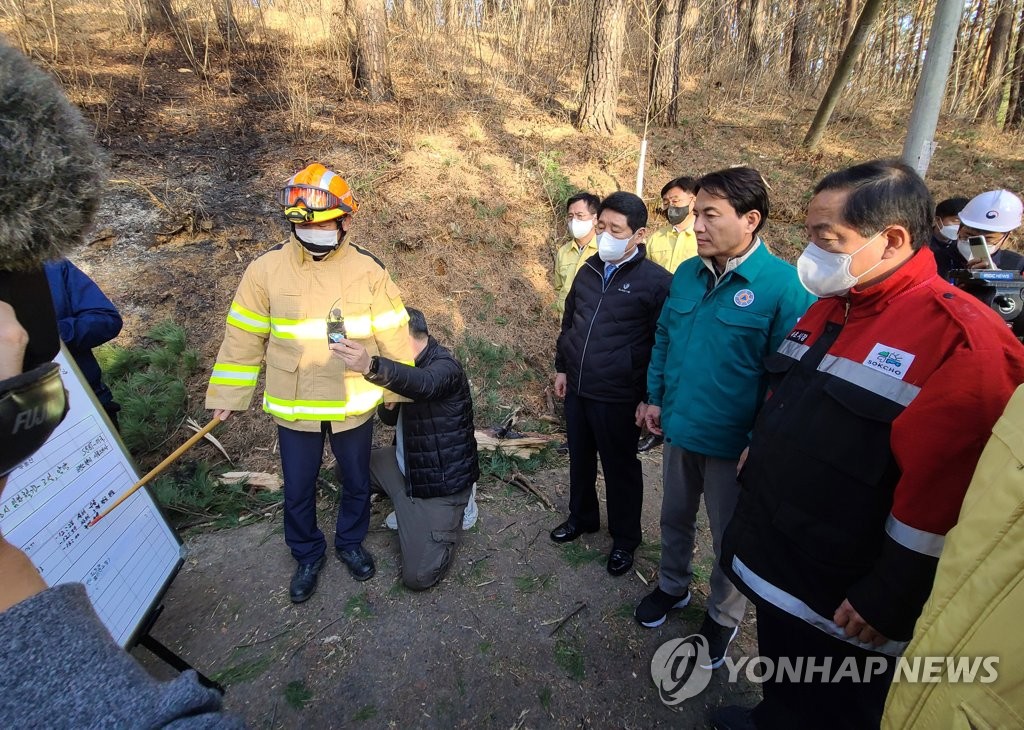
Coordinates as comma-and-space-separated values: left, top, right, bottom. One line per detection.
88, 418, 222, 527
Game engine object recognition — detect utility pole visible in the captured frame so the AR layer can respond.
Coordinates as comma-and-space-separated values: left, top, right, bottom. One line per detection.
901, 0, 961, 177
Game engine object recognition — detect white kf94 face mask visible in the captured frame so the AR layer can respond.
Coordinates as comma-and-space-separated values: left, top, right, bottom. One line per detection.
597, 231, 633, 263
796, 230, 885, 298
570, 218, 594, 240
295, 227, 340, 248
939, 224, 960, 242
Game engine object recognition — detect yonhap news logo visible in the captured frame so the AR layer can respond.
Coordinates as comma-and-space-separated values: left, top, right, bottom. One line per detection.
651, 635, 1000, 707
649, 634, 714, 705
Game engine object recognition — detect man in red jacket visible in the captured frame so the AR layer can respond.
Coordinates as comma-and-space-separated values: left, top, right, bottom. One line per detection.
713, 160, 1024, 730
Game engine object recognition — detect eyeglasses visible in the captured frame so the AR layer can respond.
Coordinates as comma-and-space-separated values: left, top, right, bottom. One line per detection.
277, 185, 353, 213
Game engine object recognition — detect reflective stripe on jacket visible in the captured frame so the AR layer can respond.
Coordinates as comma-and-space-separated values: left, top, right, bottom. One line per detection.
722, 248, 1024, 649
205, 236, 414, 433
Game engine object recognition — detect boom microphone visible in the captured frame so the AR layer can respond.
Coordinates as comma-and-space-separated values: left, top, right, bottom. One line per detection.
0, 42, 104, 271
0, 41, 106, 369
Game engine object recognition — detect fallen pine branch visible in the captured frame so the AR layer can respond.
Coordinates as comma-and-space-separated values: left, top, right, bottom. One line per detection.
500, 473, 555, 511
547, 601, 587, 637
186, 416, 232, 462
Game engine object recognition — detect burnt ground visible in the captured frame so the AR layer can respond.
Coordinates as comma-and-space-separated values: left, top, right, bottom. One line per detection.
134, 452, 762, 728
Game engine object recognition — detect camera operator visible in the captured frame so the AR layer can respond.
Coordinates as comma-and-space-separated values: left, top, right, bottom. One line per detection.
951, 190, 1024, 273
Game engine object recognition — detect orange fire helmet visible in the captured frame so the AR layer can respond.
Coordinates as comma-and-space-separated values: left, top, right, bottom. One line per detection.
277, 163, 359, 224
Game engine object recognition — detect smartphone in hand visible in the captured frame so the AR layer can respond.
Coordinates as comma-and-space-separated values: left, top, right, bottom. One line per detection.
969, 235, 997, 270
327, 308, 347, 344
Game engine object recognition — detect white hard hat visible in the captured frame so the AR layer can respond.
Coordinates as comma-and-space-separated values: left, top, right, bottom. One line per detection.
958, 189, 1023, 233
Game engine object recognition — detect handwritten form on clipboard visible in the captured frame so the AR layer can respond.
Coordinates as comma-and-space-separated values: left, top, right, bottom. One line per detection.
3, 347, 183, 647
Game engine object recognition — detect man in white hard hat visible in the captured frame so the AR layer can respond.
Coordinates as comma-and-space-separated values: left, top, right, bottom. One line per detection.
951, 189, 1024, 272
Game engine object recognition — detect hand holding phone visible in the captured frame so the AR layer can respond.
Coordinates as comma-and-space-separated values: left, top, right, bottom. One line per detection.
968, 235, 997, 270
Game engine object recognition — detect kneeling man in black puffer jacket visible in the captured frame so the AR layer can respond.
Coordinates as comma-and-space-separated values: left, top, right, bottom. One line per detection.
331, 308, 479, 590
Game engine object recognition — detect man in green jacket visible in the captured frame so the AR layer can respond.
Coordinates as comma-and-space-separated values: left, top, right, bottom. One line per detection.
634, 167, 815, 669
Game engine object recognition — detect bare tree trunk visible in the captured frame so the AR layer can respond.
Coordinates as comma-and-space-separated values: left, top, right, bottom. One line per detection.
1005, 2, 1024, 126
393, 0, 415, 27
141, 0, 177, 35
909, 0, 928, 86
576, 0, 626, 134
212, 0, 244, 43
804, 0, 885, 147
708, 0, 730, 58
889, 0, 900, 89
788, 0, 810, 86
841, 0, 859, 43
483, 0, 499, 23
350, 0, 395, 102
977, 0, 1015, 120
516, 0, 539, 57
649, 0, 684, 125
744, 0, 765, 68
959, 0, 989, 107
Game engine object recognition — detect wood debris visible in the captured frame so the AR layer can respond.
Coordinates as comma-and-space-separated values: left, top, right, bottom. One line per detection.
218, 471, 282, 492
474, 429, 553, 458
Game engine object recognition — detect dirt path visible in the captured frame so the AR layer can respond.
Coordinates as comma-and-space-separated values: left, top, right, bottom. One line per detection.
134, 452, 760, 728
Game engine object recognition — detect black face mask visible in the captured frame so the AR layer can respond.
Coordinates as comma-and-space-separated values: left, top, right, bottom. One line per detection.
665, 206, 689, 226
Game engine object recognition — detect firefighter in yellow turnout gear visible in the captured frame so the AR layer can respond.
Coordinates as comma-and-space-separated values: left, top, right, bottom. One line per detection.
206, 163, 414, 603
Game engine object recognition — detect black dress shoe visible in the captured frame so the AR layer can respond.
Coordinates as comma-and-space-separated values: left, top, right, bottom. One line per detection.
550, 520, 599, 543
607, 548, 634, 576
336, 545, 376, 581
289, 555, 326, 603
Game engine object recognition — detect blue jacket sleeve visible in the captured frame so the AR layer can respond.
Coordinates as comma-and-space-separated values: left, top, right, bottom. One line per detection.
46, 261, 123, 350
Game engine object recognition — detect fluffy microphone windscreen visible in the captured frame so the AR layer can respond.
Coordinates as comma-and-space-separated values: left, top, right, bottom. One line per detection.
0, 41, 105, 272
0, 41, 104, 368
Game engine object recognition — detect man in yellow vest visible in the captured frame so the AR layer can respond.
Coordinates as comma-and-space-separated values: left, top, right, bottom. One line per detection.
553, 192, 600, 315
206, 163, 414, 603
646, 176, 698, 273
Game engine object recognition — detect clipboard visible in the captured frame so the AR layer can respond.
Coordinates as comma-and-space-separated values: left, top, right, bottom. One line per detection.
2, 345, 184, 648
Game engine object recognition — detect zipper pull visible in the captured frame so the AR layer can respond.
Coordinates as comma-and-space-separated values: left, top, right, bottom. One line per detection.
843, 299, 851, 323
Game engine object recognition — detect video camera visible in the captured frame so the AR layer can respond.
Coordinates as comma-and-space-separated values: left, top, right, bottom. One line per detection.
950, 268, 1024, 340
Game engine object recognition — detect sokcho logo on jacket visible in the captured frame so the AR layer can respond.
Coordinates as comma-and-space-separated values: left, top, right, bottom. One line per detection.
864, 343, 916, 380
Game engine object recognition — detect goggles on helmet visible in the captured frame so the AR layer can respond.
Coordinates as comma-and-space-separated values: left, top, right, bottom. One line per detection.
276, 185, 354, 213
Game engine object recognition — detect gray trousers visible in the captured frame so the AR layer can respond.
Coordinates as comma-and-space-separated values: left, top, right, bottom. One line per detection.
369, 447, 471, 590
659, 443, 748, 628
